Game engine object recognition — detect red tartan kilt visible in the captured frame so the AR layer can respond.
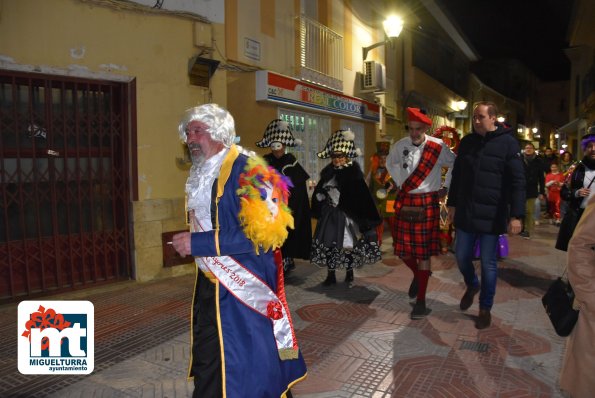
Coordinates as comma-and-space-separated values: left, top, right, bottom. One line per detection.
393, 192, 441, 258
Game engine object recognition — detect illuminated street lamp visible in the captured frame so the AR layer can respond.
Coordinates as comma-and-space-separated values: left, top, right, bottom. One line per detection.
447, 100, 468, 120
363, 15, 404, 60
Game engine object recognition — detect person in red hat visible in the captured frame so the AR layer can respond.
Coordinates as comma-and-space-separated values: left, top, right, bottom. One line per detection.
386, 107, 456, 319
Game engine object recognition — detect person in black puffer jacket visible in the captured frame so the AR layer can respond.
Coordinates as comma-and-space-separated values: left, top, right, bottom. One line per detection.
447, 101, 525, 329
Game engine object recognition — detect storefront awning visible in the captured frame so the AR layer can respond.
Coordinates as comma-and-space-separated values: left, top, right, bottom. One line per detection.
558, 117, 587, 133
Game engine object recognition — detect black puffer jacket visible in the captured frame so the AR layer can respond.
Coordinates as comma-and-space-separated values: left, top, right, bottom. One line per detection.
447, 125, 526, 234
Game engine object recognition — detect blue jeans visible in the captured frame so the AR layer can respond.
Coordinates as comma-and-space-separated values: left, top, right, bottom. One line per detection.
455, 229, 499, 310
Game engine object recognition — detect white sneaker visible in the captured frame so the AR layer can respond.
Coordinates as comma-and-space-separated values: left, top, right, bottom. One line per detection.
534, 220, 540, 226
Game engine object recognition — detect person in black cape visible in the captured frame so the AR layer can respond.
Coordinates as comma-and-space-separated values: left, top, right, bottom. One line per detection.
310, 129, 382, 287
256, 119, 312, 274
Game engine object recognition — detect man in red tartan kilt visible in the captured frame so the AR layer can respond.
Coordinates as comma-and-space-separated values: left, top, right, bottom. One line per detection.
386, 107, 456, 319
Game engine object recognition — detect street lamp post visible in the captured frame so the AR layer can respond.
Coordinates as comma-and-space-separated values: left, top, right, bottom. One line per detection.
362, 15, 404, 60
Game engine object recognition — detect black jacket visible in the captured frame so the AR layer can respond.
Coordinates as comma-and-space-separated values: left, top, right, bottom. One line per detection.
447, 125, 526, 234
523, 155, 545, 199
555, 159, 593, 251
311, 161, 381, 232
561, 159, 594, 211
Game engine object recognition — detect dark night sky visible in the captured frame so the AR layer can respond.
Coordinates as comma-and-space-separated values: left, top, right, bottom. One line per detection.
436, 0, 574, 81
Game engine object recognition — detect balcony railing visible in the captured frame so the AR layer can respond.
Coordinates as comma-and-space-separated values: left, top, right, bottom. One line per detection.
298, 15, 343, 91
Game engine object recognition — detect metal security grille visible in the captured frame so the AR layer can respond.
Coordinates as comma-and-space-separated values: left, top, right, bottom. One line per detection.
0, 70, 133, 301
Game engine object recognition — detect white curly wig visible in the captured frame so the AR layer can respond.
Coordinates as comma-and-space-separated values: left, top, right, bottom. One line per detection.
178, 104, 236, 148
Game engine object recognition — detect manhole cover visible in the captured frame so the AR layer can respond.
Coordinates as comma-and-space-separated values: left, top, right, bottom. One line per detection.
459, 340, 489, 353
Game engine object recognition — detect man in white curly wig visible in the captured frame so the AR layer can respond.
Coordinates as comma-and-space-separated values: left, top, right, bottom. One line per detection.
171, 104, 306, 398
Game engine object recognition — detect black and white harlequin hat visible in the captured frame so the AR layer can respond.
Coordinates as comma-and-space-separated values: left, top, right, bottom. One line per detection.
255, 119, 302, 148
317, 129, 362, 159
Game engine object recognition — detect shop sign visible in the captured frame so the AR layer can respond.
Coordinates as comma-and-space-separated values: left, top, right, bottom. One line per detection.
256, 71, 379, 122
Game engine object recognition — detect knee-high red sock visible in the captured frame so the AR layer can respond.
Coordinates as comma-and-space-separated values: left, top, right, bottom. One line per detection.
400, 257, 418, 276
416, 270, 431, 301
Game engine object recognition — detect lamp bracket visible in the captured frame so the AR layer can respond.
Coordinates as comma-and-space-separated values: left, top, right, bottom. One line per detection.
362, 39, 392, 60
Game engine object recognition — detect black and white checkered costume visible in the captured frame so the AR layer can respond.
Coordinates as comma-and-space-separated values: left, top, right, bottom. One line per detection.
317, 129, 362, 159
255, 119, 302, 148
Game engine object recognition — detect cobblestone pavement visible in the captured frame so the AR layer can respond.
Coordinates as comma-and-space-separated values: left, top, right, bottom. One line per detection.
0, 222, 570, 397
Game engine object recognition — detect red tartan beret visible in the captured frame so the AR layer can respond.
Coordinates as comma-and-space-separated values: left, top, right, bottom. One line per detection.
406, 107, 432, 126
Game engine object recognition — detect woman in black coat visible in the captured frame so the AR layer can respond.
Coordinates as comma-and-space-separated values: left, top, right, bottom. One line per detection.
311, 130, 381, 286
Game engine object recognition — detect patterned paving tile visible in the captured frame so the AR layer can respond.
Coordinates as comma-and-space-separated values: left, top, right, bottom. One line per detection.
330, 336, 393, 359
0, 277, 194, 397
0, 223, 570, 397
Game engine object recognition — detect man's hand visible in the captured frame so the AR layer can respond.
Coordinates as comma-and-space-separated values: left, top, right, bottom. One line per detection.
447, 206, 455, 224
508, 218, 522, 235
172, 232, 192, 257
577, 187, 591, 197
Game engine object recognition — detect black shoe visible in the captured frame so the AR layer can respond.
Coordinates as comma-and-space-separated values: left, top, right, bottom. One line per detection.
322, 270, 336, 286
410, 300, 430, 320
475, 308, 491, 329
283, 258, 296, 273
519, 231, 530, 239
408, 278, 418, 298
460, 285, 480, 310
345, 269, 354, 283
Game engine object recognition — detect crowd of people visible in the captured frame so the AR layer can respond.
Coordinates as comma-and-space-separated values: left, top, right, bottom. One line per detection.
170, 102, 594, 397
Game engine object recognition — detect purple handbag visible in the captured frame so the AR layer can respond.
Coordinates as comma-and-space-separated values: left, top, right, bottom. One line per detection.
473, 235, 509, 259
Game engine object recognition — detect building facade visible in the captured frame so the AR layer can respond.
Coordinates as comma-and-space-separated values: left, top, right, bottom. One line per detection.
1, 0, 558, 300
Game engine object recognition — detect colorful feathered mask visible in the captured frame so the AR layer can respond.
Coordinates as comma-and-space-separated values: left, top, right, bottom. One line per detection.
237, 157, 294, 253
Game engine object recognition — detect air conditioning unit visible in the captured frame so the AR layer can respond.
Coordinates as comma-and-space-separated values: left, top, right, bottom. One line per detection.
361, 60, 385, 92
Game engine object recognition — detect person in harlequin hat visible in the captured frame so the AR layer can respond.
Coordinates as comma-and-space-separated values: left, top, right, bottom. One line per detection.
310, 129, 382, 287
385, 107, 456, 320
367, 141, 397, 246
171, 105, 307, 397
256, 119, 312, 276
556, 129, 595, 251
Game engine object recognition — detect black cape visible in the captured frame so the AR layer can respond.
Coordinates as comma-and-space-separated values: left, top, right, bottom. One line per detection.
264, 153, 312, 259
311, 161, 381, 232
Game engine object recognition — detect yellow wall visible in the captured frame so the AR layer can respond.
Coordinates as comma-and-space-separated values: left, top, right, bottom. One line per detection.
0, 0, 227, 200
0, 0, 229, 281
228, 0, 296, 76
